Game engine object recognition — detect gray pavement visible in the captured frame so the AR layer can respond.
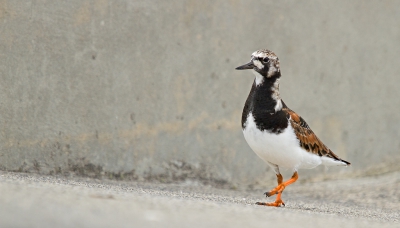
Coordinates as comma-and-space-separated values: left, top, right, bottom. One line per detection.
0, 171, 399, 228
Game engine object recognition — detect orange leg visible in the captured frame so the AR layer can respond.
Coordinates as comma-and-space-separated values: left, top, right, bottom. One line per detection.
256, 172, 298, 207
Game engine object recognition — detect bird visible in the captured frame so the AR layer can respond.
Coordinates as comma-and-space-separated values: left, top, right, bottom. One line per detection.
235, 49, 350, 207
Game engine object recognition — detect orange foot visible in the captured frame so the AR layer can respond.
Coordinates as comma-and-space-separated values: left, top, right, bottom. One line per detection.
256, 194, 285, 207
255, 172, 299, 207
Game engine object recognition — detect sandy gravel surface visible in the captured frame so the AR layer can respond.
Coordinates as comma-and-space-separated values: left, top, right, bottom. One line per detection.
0, 171, 399, 228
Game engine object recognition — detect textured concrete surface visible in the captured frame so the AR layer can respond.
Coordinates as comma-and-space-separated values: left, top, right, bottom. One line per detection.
1, 1, 400, 186
0, 171, 399, 228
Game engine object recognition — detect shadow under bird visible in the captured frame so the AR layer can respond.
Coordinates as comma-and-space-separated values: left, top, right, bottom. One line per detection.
236, 49, 350, 207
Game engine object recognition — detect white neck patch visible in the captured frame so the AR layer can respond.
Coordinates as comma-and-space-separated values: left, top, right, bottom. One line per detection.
274, 99, 283, 112
271, 79, 282, 112
252, 70, 264, 86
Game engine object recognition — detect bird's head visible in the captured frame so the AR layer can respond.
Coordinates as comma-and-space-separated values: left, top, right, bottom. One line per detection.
236, 49, 280, 79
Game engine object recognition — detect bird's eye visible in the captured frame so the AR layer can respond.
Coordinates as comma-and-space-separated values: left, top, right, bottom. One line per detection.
262, 57, 269, 63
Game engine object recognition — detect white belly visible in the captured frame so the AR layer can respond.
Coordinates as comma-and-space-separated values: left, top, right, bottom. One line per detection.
243, 113, 322, 171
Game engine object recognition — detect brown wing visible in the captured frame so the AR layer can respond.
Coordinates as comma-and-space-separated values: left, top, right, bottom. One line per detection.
283, 107, 350, 165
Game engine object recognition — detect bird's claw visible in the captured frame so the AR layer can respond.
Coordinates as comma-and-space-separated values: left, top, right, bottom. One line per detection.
264, 191, 274, 197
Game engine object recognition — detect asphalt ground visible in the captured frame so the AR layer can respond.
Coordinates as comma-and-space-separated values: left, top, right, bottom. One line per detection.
0, 170, 399, 228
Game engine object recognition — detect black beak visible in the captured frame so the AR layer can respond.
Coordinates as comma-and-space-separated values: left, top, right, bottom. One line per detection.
235, 61, 254, 70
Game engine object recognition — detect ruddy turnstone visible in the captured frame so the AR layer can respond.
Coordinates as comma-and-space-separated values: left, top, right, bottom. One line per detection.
236, 49, 350, 207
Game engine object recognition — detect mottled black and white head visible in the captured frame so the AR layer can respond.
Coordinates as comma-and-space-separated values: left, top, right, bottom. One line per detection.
236, 49, 282, 111
236, 49, 280, 85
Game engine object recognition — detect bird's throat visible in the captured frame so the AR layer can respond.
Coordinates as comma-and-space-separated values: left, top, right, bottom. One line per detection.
254, 75, 282, 112
252, 70, 264, 86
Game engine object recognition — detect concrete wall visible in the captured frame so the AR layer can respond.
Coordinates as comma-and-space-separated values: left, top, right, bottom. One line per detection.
1, 0, 400, 187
